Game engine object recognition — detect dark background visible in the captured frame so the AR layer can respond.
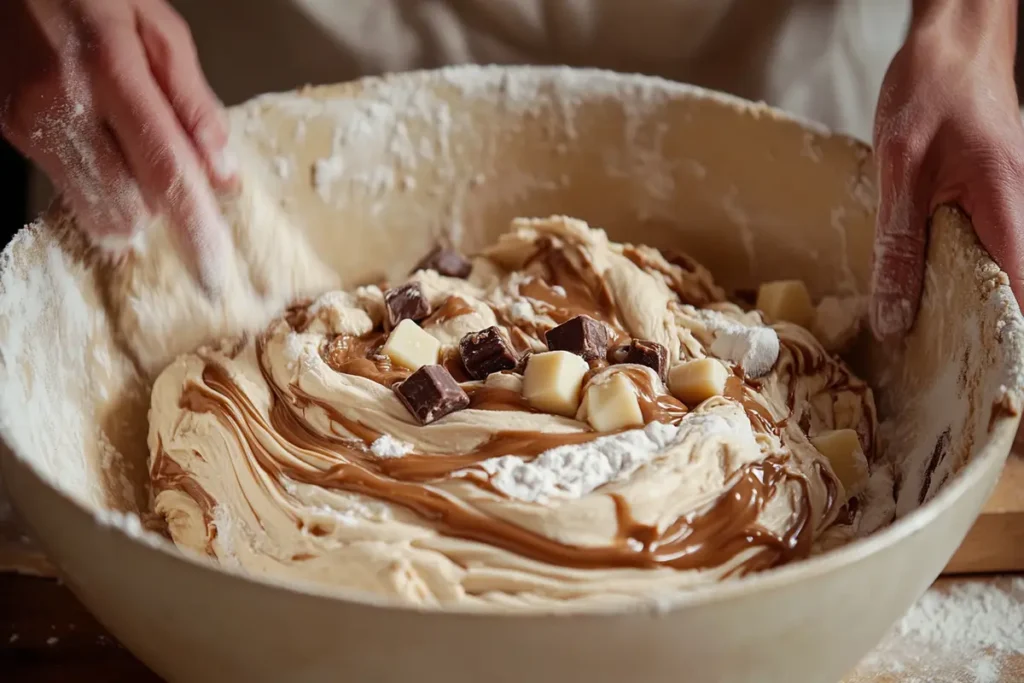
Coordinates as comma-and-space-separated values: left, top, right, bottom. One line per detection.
2, 10, 1024, 247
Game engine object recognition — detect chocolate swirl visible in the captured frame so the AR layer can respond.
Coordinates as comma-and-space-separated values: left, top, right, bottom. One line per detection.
149, 216, 878, 608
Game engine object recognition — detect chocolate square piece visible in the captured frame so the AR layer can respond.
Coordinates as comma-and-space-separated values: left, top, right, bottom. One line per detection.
414, 247, 472, 279
384, 283, 432, 328
459, 327, 518, 380
394, 365, 470, 425
622, 339, 669, 382
544, 315, 609, 361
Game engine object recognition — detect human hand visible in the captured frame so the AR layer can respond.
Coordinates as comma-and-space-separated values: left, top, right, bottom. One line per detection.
0, 0, 236, 292
871, 0, 1024, 339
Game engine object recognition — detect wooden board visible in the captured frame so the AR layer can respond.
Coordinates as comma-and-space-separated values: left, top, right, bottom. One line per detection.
943, 452, 1024, 574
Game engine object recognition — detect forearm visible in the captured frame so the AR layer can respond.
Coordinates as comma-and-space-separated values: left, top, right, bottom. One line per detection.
909, 0, 1016, 75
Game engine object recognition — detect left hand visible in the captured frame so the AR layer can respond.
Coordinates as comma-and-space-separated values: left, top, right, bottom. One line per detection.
871, 1, 1024, 339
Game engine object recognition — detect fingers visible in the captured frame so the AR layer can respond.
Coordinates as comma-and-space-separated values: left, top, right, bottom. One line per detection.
87, 33, 228, 294
1, 84, 148, 244
870, 130, 930, 340
137, 3, 237, 191
50, 120, 151, 248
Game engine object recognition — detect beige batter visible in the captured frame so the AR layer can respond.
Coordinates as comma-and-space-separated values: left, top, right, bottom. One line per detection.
148, 215, 893, 608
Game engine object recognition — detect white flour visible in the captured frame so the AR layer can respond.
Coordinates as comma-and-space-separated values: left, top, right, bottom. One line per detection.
709, 325, 780, 379
242, 66, 867, 286
851, 577, 1024, 683
370, 434, 413, 458
475, 420, 679, 503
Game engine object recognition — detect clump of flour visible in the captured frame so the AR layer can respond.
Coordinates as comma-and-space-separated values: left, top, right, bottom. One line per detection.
475, 421, 679, 503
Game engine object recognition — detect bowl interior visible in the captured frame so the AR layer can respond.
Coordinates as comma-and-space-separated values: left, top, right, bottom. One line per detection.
0, 66, 1021, 600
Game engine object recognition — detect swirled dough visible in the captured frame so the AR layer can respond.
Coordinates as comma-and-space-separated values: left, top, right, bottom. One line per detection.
149, 216, 886, 609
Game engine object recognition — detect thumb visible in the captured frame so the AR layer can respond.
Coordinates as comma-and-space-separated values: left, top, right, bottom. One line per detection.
870, 135, 929, 340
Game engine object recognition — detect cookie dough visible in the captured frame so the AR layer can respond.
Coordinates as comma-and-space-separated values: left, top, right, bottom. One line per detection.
149, 216, 884, 609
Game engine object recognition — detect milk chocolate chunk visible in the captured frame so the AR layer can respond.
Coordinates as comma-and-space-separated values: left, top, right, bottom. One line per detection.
394, 365, 470, 425
385, 283, 432, 328
544, 315, 608, 360
415, 247, 472, 279
622, 339, 669, 382
459, 326, 518, 380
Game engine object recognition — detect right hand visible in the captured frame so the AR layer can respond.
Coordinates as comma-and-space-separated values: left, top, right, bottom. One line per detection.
0, 0, 236, 292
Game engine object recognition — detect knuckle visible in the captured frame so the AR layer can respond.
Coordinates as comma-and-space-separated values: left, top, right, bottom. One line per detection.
84, 35, 129, 78
145, 11, 198, 68
145, 142, 186, 191
164, 11, 197, 53
878, 131, 926, 166
182, 99, 220, 138
875, 236, 924, 264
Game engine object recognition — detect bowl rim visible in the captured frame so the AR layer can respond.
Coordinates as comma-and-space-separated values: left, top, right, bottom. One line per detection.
3, 64, 1022, 619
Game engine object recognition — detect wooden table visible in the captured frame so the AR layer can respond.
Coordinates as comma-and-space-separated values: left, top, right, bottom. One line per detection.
2, 572, 1021, 682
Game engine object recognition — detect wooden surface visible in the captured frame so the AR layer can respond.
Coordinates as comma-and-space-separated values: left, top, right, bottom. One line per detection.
1, 573, 1021, 682
945, 453, 1024, 574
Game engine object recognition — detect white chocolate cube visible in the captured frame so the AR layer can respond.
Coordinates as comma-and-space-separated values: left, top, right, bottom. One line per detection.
583, 373, 644, 432
522, 351, 590, 417
811, 429, 869, 498
380, 319, 441, 371
757, 280, 814, 329
668, 358, 730, 406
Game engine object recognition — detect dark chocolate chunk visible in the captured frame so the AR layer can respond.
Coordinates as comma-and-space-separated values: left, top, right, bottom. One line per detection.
414, 246, 472, 279
544, 315, 609, 360
459, 327, 519, 380
394, 365, 470, 425
622, 339, 669, 382
384, 283, 432, 328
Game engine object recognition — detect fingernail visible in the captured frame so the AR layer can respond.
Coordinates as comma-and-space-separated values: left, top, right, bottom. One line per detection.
196, 124, 238, 185
211, 145, 239, 183
871, 297, 914, 340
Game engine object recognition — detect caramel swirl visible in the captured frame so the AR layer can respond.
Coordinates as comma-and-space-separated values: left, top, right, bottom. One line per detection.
149, 215, 880, 608
181, 362, 814, 572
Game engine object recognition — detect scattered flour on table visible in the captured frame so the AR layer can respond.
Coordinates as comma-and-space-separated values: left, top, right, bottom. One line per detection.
851, 577, 1024, 683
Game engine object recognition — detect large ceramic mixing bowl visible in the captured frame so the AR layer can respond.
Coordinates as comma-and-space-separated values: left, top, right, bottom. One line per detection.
1, 67, 1021, 683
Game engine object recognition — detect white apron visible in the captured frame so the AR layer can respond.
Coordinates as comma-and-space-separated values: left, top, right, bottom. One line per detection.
26, 0, 910, 213
173, 0, 909, 138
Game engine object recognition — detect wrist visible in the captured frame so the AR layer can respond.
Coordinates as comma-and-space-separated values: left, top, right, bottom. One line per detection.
909, 0, 1017, 74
